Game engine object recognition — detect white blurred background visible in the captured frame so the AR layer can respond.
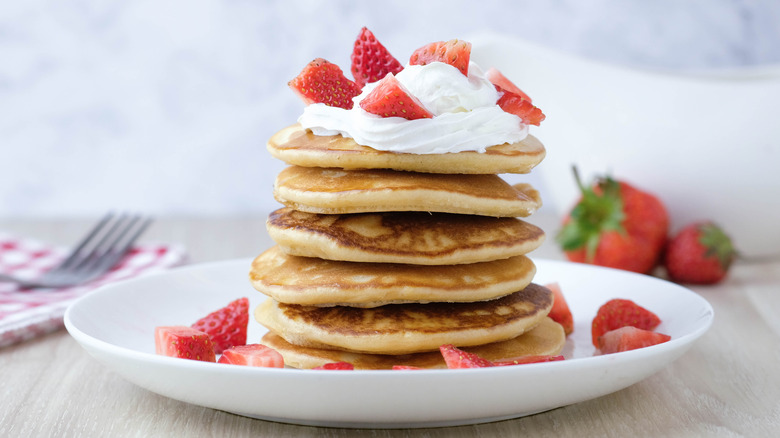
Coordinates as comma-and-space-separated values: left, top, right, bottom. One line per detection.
3, 0, 780, 219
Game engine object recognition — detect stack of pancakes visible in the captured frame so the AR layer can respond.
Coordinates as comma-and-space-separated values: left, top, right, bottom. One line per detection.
250, 124, 565, 369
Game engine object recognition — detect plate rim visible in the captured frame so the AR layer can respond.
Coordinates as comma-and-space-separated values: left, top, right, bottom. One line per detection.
64, 257, 714, 428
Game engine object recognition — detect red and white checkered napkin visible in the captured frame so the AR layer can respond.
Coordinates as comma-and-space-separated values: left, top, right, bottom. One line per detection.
0, 232, 188, 348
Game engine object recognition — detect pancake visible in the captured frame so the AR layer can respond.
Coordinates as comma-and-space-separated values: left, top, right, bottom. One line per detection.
266, 208, 545, 265
249, 246, 537, 307
273, 166, 542, 217
255, 283, 554, 355
267, 124, 546, 175
261, 317, 564, 370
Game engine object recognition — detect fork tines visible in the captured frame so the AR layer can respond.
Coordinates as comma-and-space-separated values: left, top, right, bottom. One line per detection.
45, 213, 153, 286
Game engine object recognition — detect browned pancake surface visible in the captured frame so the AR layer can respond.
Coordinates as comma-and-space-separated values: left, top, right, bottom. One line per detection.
273, 166, 541, 217
260, 317, 565, 370
266, 208, 545, 265
249, 246, 536, 306
255, 283, 554, 354
267, 124, 546, 174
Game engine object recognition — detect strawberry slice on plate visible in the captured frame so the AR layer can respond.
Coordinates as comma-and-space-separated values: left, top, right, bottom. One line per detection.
409, 39, 471, 76
545, 282, 574, 335
486, 67, 532, 102
191, 297, 249, 354
439, 344, 494, 368
155, 326, 216, 362
591, 298, 662, 347
359, 73, 434, 120
351, 26, 403, 88
493, 355, 565, 366
218, 344, 285, 368
597, 326, 671, 354
392, 365, 424, 370
289, 58, 362, 109
313, 362, 355, 370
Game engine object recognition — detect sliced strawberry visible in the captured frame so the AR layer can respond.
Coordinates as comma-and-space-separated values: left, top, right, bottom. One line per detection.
155, 326, 216, 362
358, 73, 434, 120
217, 344, 285, 368
191, 297, 249, 354
597, 326, 671, 354
351, 27, 404, 88
545, 282, 574, 335
409, 39, 471, 76
493, 355, 565, 366
313, 362, 355, 370
439, 344, 494, 368
591, 299, 662, 347
288, 58, 362, 109
496, 91, 545, 126
485, 67, 532, 102
392, 365, 424, 370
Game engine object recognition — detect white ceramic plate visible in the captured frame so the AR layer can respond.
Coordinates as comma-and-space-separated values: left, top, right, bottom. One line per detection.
64, 258, 713, 428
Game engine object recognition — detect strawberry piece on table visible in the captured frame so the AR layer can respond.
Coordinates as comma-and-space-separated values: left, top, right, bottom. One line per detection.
191, 297, 249, 354
155, 326, 216, 362
545, 282, 574, 335
591, 298, 662, 347
409, 39, 471, 76
439, 344, 494, 368
313, 362, 355, 370
597, 326, 671, 354
664, 221, 736, 284
496, 91, 546, 126
493, 355, 565, 366
359, 73, 434, 120
289, 58, 362, 109
486, 67, 532, 102
217, 344, 285, 368
556, 169, 669, 274
351, 26, 404, 88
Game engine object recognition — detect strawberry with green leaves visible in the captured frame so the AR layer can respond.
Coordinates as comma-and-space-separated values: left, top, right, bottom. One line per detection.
557, 169, 669, 274
288, 58, 362, 109
591, 298, 661, 347
664, 221, 736, 284
409, 39, 472, 76
191, 297, 249, 354
155, 326, 216, 362
351, 27, 403, 88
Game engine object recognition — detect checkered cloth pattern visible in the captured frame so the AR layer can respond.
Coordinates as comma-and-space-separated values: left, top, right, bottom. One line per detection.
0, 231, 188, 348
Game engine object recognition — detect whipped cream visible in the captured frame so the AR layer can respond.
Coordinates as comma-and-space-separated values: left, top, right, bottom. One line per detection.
297, 62, 528, 154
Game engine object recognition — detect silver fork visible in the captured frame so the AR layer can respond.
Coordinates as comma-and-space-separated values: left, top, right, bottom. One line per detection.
0, 213, 153, 289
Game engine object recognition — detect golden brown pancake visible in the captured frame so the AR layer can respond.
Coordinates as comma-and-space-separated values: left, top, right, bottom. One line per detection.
267, 124, 546, 175
255, 283, 554, 355
273, 166, 542, 217
266, 208, 545, 265
249, 246, 537, 307
261, 317, 564, 370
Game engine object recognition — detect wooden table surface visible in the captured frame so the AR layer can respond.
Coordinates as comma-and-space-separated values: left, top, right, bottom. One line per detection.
1, 215, 778, 437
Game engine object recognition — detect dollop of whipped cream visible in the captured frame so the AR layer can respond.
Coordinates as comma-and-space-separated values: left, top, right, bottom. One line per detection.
297, 62, 528, 154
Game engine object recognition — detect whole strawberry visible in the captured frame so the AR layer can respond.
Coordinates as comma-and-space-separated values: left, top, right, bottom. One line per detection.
664, 221, 736, 284
556, 170, 669, 274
